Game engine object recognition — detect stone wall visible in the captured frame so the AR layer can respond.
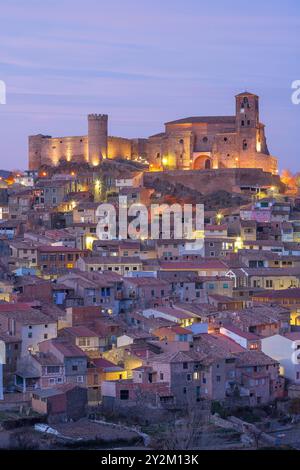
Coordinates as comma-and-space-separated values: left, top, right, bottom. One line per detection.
108, 136, 132, 159
143, 168, 283, 195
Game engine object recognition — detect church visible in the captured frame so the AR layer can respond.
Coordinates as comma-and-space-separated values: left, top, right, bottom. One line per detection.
28, 92, 278, 175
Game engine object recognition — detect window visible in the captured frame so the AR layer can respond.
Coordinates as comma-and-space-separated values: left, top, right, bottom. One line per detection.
120, 389, 129, 400
216, 375, 221, 382
28, 332, 32, 338
77, 375, 84, 383
183, 362, 188, 370
160, 372, 164, 380
72, 365, 78, 372
47, 366, 60, 374
187, 374, 192, 381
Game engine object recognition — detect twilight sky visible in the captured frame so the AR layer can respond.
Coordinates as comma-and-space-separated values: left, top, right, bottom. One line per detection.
0, 0, 299, 171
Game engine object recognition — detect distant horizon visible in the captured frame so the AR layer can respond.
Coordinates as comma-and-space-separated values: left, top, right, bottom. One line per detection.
0, 0, 299, 172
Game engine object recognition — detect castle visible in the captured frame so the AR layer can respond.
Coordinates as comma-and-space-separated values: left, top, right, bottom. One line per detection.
28, 92, 278, 175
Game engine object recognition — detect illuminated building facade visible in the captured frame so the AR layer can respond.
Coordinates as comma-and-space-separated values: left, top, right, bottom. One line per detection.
29, 92, 277, 175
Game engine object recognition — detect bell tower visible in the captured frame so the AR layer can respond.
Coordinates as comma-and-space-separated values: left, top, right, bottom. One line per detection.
236, 92, 259, 132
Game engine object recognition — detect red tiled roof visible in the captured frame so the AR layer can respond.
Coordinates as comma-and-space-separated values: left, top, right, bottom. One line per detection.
284, 332, 300, 341
38, 246, 83, 253
221, 324, 260, 340
160, 260, 228, 270
93, 357, 123, 370
51, 340, 87, 358
63, 326, 99, 337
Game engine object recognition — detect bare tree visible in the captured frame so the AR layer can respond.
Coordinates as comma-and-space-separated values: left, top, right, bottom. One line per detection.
159, 405, 208, 450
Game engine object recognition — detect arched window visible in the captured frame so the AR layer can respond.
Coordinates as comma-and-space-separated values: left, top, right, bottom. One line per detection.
243, 140, 248, 150
203, 136, 208, 143
156, 153, 160, 159
179, 139, 184, 144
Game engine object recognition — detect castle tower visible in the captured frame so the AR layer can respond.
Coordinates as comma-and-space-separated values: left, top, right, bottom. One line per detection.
28, 134, 44, 170
88, 114, 108, 166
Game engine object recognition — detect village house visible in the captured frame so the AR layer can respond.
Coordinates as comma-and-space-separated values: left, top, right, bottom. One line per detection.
225, 266, 300, 290
122, 277, 172, 310
261, 332, 300, 384
8, 189, 33, 220
13, 276, 53, 303
34, 179, 74, 208
204, 237, 235, 258
73, 201, 100, 224
59, 326, 101, 355
207, 305, 291, 338
0, 330, 21, 391
142, 306, 201, 328
0, 304, 57, 357
76, 255, 143, 276
252, 288, 300, 326
57, 271, 116, 313
159, 259, 229, 277
152, 325, 193, 344
31, 383, 88, 422
9, 240, 39, 270
0, 219, 23, 240
15, 351, 64, 392
37, 245, 87, 271
219, 324, 261, 351
38, 338, 88, 387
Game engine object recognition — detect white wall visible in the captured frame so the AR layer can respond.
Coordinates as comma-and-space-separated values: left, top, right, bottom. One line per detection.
262, 334, 300, 383
21, 323, 57, 357
220, 327, 247, 349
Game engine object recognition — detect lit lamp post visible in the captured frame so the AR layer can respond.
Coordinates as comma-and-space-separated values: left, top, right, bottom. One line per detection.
216, 213, 223, 225
162, 157, 168, 170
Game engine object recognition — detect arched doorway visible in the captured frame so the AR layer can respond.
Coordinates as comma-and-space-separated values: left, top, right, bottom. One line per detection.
193, 155, 212, 170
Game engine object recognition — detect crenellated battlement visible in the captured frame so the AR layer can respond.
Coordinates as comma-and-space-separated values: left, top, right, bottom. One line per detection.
88, 114, 108, 120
